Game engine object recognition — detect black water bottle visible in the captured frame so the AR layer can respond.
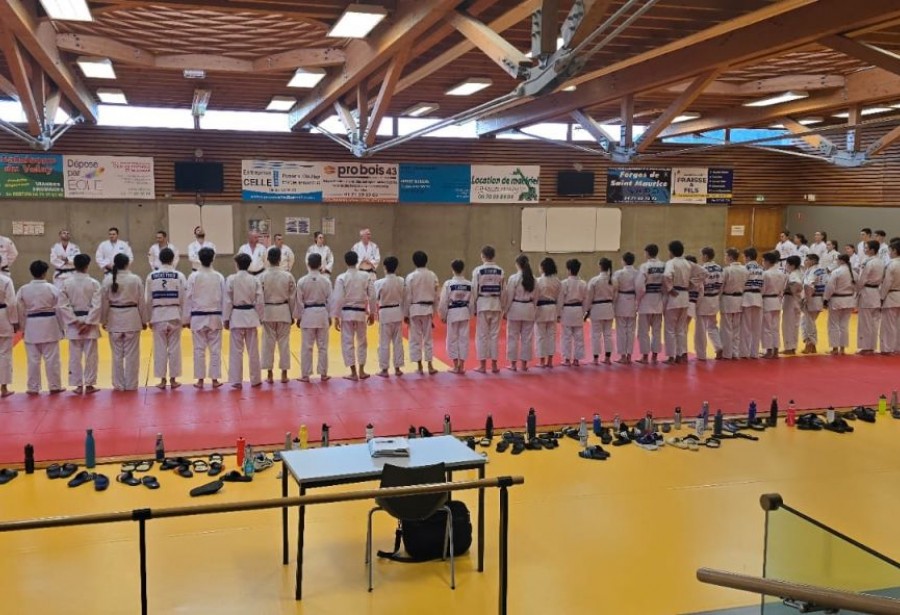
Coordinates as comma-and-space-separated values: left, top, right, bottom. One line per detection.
713, 409, 724, 437
485, 414, 494, 439
768, 396, 779, 427
24, 443, 34, 474
408, 425, 417, 439
526, 408, 536, 440
321, 423, 330, 447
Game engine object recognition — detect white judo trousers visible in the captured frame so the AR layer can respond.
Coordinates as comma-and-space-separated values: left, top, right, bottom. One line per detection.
881, 308, 899, 353
637, 313, 662, 354
663, 308, 688, 358
261, 321, 291, 371
720, 313, 741, 359
446, 320, 469, 360
68, 339, 98, 387
341, 320, 367, 367
762, 310, 781, 350
476, 311, 501, 360
590, 319, 613, 357
152, 319, 182, 379
740, 306, 762, 358
534, 322, 556, 358
301, 327, 328, 377
801, 310, 820, 345
781, 304, 800, 351
408, 315, 433, 362
506, 319, 534, 362
0, 336, 11, 385
857, 308, 881, 352
828, 308, 852, 348
615, 317, 635, 356
229, 328, 260, 385
694, 316, 722, 360
192, 328, 221, 380
26, 342, 61, 392
109, 331, 140, 390
378, 321, 404, 370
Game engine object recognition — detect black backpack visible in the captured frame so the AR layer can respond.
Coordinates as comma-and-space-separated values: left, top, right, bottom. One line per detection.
378, 500, 472, 562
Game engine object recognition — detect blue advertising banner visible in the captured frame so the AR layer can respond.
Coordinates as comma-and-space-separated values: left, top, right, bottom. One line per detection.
0, 152, 64, 198
399, 163, 471, 203
606, 168, 671, 203
706, 168, 734, 204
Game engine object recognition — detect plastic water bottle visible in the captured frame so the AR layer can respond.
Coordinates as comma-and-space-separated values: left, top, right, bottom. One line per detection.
645, 411, 654, 433
408, 425, 417, 439
85, 429, 96, 469
365, 423, 374, 441
748, 400, 757, 423
299, 425, 308, 449
236, 436, 246, 467
243, 445, 255, 476
786, 400, 797, 427
878, 394, 887, 416
485, 414, 494, 439
527, 408, 537, 440
443, 414, 452, 435
713, 409, 723, 436
826, 406, 835, 423
701, 401, 710, 430
674, 407, 682, 430
155, 433, 165, 461
613, 414, 621, 432
768, 397, 779, 427
592, 413, 602, 437
321, 424, 330, 447
578, 418, 588, 449
696, 416, 704, 436
284, 432, 292, 451
24, 444, 34, 474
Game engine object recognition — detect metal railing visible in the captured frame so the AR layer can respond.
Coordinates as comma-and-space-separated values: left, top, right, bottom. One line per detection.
0, 475, 525, 615
697, 568, 900, 615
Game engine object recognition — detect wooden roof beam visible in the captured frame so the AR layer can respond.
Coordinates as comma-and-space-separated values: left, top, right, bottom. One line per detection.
477, 0, 900, 135
0, 73, 19, 101
447, 10, 530, 79
333, 100, 357, 138
821, 35, 900, 76
365, 49, 408, 146
866, 123, 900, 156
569, 109, 610, 148
635, 69, 720, 153
288, 0, 460, 130
778, 116, 837, 154
0, 0, 97, 122
0, 23, 40, 134
533, 0, 559, 57
665, 75, 845, 96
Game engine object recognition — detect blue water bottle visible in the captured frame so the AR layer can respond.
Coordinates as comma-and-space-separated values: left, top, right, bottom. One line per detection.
592, 413, 602, 437
748, 400, 757, 423
85, 429, 96, 469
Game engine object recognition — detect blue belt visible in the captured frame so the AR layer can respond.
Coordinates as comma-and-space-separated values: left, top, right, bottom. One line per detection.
192, 310, 222, 316
233, 305, 255, 310
304, 303, 326, 308
342, 306, 366, 312
28, 311, 56, 318
536, 299, 556, 306
74, 310, 88, 316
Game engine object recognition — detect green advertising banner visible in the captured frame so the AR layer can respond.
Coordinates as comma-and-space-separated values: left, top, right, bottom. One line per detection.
0, 152, 65, 198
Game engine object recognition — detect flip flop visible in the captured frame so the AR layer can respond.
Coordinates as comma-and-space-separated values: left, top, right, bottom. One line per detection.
59, 463, 78, 479
599, 427, 613, 445
0, 468, 18, 485
176, 465, 194, 478
578, 445, 610, 460
220, 470, 253, 482
192, 460, 210, 473
208, 461, 224, 476
141, 476, 160, 489
190, 480, 224, 497
704, 438, 721, 448
117, 471, 141, 486
46, 463, 62, 479
478, 437, 492, 447
666, 437, 689, 450
94, 474, 109, 491
209, 453, 224, 464
67, 471, 94, 488
495, 440, 510, 453
160, 458, 182, 471
511, 441, 525, 455
135, 460, 154, 472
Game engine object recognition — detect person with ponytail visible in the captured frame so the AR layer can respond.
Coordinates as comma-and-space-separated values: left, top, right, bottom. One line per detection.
559, 258, 587, 366
823, 253, 856, 355
586, 257, 615, 365
101, 253, 147, 391
502, 254, 537, 371
534, 257, 561, 368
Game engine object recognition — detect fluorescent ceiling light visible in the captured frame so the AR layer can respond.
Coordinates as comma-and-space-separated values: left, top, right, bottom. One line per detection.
743, 91, 808, 107
446, 78, 492, 96
96, 88, 127, 105
832, 107, 893, 118
77, 57, 116, 79
39, 0, 92, 21
327, 4, 388, 38
288, 68, 327, 88
183, 69, 206, 79
561, 85, 577, 92
402, 102, 439, 117
266, 96, 296, 112
798, 117, 823, 125
672, 112, 701, 123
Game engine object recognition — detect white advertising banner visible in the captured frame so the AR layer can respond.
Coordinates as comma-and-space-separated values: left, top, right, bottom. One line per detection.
241, 160, 323, 201
670, 167, 709, 204
63, 155, 155, 199
470, 165, 540, 203
321, 162, 398, 203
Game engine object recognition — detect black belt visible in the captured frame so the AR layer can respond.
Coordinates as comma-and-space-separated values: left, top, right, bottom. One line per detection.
28, 311, 56, 318
831, 293, 853, 297
536, 299, 556, 306
192, 310, 222, 316
645, 289, 661, 294
55, 268, 75, 275
513, 299, 532, 303
0, 303, 5, 309
233, 305, 255, 310
724, 292, 742, 297
413, 301, 434, 305
744, 289, 761, 293
563, 301, 582, 307
592, 300, 612, 304
762, 294, 779, 298
673, 286, 687, 291
449, 301, 469, 309
380, 304, 400, 309
478, 294, 500, 298
265, 301, 289, 305
304, 303, 326, 308
865, 284, 880, 288
703, 293, 721, 297
342, 306, 366, 312
74, 310, 88, 316
192, 268, 198, 272
618, 290, 635, 295
250, 270, 262, 276
153, 304, 179, 309
110, 304, 138, 309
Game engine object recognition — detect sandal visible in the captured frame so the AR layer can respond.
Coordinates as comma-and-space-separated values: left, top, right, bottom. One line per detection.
704, 437, 721, 448
209, 453, 224, 464
192, 460, 210, 473
141, 476, 160, 489
578, 445, 610, 460
59, 463, 78, 479
253, 454, 274, 472
94, 474, 110, 491
0, 468, 19, 485
135, 460, 154, 472
46, 463, 62, 479
511, 441, 525, 455
495, 439, 510, 453
67, 470, 94, 488
208, 461, 224, 476
666, 437, 689, 450
220, 470, 252, 482
117, 471, 141, 486
160, 457, 182, 471
190, 480, 224, 497
176, 465, 194, 478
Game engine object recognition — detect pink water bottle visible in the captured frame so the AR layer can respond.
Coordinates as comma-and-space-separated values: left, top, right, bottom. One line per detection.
786, 400, 797, 427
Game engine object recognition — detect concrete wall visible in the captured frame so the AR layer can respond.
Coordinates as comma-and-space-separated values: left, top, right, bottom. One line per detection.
785, 205, 900, 249
0, 200, 726, 283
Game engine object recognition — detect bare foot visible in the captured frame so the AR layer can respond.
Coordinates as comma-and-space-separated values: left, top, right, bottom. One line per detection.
507, 365, 517, 372
85, 386, 99, 394
428, 366, 438, 375
603, 358, 612, 365
170, 381, 181, 389
212, 380, 224, 388
156, 382, 167, 390
280, 373, 289, 383
298, 376, 310, 383
231, 383, 242, 389
573, 360, 580, 367
72, 387, 83, 395
491, 367, 501, 374
250, 382, 262, 388
377, 370, 389, 378
344, 374, 359, 381
320, 375, 331, 382
1, 390, 14, 398
395, 368, 403, 376
359, 371, 370, 380
49, 389, 64, 394
193, 382, 204, 389
474, 367, 486, 374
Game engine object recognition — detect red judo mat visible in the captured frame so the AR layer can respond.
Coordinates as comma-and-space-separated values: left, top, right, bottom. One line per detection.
1, 322, 899, 463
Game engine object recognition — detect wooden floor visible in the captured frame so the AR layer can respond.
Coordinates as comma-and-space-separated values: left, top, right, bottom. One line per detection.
1, 415, 898, 615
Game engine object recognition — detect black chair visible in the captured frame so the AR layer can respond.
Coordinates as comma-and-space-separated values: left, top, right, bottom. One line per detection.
365, 462, 455, 591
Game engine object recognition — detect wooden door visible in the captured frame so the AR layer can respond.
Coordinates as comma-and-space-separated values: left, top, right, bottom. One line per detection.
725, 206, 785, 251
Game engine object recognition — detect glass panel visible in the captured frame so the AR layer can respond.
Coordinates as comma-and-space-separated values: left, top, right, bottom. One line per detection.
762, 506, 900, 613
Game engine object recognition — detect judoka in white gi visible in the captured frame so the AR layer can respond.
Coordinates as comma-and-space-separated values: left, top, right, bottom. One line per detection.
147, 230, 180, 271
586, 258, 615, 365
695, 248, 723, 361
145, 248, 186, 388
472, 245, 504, 374
17, 261, 63, 394
502, 254, 537, 371
238, 231, 267, 276
801, 254, 827, 354
635, 244, 665, 364
856, 239, 885, 354
187, 227, 216, 272
720, 248, 747, 360
662, 240, 692, 364
352, 228, 381, 277
331, 251, 376, 381
273, 234, 295, 273
224, 253, 264, 388
534, 258, 561, 368
612, 253, 638, 364
58, 254, 101, 393
438, 259, 473, 374
260, 247, 296, 383
96, 227, 134, 276
375, 256, 405, 377
825, 254, 857, 354
183, 247, 225, 388
760, 251, 787, 359
294, 252, 333, 382
101, 253, 146, 391
781, 256, 804, 355
558, 259, 588, 366
880, 241, 900, 354
406, 251, 440, 375
740, 247, 764, 359
50, 229, 80, 289
0, 257, 17, 397
306, 232, 335, 276
0, 234, 17, 277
